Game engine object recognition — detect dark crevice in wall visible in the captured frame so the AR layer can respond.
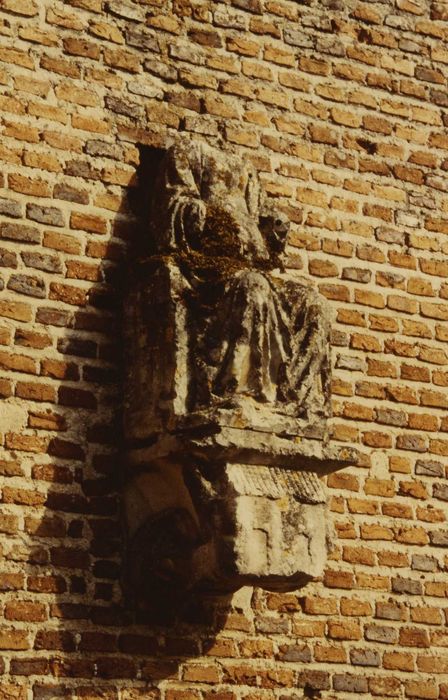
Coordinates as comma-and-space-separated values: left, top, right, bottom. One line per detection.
128, 144, 166, 261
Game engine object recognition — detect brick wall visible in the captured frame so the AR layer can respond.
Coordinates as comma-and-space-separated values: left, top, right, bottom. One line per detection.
1, 0, 448, 698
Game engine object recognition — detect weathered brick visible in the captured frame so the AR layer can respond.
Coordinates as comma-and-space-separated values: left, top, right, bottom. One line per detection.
376, 601, 407, 621
0, 197, 22, 218
21, 251, 62, 273
0, 247, 18, 268
392, 576, 423, 596
278, 643, 311, 663
26, 204, 64, 227
365, 625, 398, 644
7, 274, 46, 299
429, 530, 448, 547
296, 669, 330, 690
0, 222, 40, 244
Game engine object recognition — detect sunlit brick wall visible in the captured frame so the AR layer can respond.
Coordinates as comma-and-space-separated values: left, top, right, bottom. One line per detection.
1, 1, 448, 699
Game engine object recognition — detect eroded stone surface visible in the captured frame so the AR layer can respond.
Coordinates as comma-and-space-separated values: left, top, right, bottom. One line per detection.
125, 137, 333, 441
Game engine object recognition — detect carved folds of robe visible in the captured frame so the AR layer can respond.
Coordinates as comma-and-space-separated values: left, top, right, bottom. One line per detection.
142, 138, 332, 438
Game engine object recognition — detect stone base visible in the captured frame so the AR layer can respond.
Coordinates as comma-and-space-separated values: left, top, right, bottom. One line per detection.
216, 464, 329, 588
123, 431, 358, 601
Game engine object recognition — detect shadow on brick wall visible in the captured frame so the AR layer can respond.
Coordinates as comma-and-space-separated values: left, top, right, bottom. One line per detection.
28, 142, 239, 696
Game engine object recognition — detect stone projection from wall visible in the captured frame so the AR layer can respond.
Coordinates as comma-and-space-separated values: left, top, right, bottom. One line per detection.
123, 138, 357, 607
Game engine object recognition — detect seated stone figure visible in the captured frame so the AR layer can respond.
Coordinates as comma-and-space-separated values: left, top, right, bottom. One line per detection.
148, 137, 332, 437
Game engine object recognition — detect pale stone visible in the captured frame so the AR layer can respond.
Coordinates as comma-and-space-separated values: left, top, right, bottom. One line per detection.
1, 400, 28, 433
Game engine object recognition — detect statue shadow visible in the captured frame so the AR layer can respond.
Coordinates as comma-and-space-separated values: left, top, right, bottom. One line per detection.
25, 141, 241, 693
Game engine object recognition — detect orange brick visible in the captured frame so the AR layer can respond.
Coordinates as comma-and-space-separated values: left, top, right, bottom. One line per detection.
264, 44, 295, 67
314, 644, 347, 663
28, 101, 68, 124
183, 665, 221, 684
367, 358, 397, 378
347, 498, 378, 515
49, 283, 88, 307
0, 351, 37, 375
331, 107, 362, 128
308, 258, 338, 277
327, 472, 360, 491
360, 524, 394, 541
2, 485, 46, 506
383, 651, 415, 671
395, 527, 429, 545
343, 545, 375, 566
266, 593, 300, 612
299, 56, 330, 76
5, 601, 47, 622
369, 314, 399, 333
411, 608, 443, 626
8, 173, 51, 197
400, 627, 430, 648
342, 402, 374, 421
55, 82, 99, 107
65, 260, 102, 282
354, 289, 386, 309
350, 333, 382, 353
382, 502, 413, 519
43, 231, 82, 255
0, 300, 33, 322
324, 570, 355, 589
377, 550, 408, 568
292, 620, 326, 638
362, 431, 392, 448
386, 382, 419, 403
356, 573, 389, 590
340, 598, 372, 617
15, 382, 56, 402
0, 630, 30, 650
302, 597, 338, 615
327, 619, 362, 640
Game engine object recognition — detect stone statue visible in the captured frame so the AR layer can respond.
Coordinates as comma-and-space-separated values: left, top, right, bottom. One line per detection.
123, 138, 356, 607
148, 138, 332, 437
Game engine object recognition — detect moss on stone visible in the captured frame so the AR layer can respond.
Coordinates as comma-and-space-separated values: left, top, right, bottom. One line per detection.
179, 204, 249, 282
